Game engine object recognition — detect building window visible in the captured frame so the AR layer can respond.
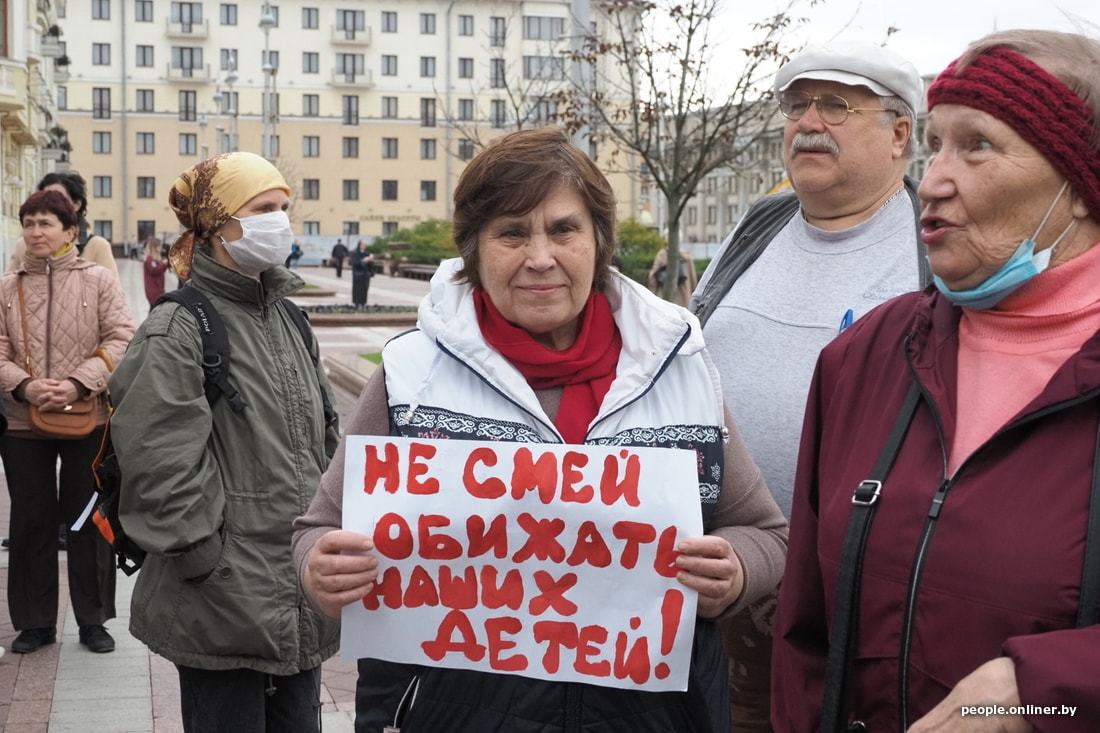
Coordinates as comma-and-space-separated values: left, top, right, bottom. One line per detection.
93, 176, 112, 198
137, 220, 156, 242
92, 43, 111, 66
220, 48, 237, 71
458, 14, 473, 36
93, 131, 111, 154
342, 137, 359, 158
420, 180, 437, 202
136, 89, 154, 112
136, 132, 155, 154
303, 221, 320, 236
381, 138, 398, 159
458, 57, 473, 79
687, 207, 697, 225
382, 180, 398, 201
381, 10, 397, 33
269, 134, 280, 158
92, 0, 110, 20
135, 0, 153, 22
137, 177, 156, 199
302, 7, 318, 29
458, 139, 475, 160
262, 49, 279, 70
420, 138, 436, 160
302, 51, 318, 74
523, 55, 565, 81
303, 135, 320, 157
343, 221, 360, 236
530, 98, 556, 123
457, 98, 474, 121
523, 16, 565, 41
342, 95, 359, 125
172, 1, 203, 30
490, 17, 506, 47
336, 9, 365, 36
217, 90, 237, 115
57, 85, 67, 110
171, 47, 203, 75
420, 13, 436, 34
220, 3, 237, 25
381, 55, 397, 76
420, 98, 436, 127
303, 179, 320, 200
420, 56, 436, 78
267, 5, 279, 27
178, 90, 197, 121
490, 100, 506, 128
381, 96, 397, 119
336, 53, 365, 81
382, 221, 398, 236
490, 58, 505, 88
135, 45, 154, 67
706, 205, 717, 225
179, 133, 197, 155
302, 93, 319, 117
94, 221, 113, 240
93, 88, 111, 119
342, 179, 359, 201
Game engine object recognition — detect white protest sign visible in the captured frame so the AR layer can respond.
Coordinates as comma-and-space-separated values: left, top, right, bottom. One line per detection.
339, 436, 703, 692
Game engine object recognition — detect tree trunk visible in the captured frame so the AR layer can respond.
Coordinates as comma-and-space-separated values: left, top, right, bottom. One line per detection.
662, 200, 683, 303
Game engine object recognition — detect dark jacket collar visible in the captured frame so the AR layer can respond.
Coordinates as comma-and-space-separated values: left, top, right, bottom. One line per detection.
188, 249, 302, 306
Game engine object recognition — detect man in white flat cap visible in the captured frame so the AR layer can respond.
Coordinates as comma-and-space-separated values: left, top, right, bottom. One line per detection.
690, 42, 929, 730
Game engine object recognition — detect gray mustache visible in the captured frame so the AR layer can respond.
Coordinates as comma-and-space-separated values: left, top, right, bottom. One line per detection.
791, 133, 840, 156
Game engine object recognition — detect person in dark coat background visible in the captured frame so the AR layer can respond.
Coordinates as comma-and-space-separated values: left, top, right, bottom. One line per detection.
349, 240, 373, 308
330, 239, 348, 278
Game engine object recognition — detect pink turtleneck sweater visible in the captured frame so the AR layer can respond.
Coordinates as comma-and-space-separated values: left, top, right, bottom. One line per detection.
950, 243, 1100, 475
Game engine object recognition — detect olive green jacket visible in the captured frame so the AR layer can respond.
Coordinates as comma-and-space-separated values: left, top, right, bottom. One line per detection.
110, 251, 340, 674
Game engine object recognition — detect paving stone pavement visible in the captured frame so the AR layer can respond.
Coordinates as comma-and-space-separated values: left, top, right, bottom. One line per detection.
0, 259, 438, 731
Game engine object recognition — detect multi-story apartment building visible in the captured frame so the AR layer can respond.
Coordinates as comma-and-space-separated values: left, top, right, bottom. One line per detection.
55, 0, 641, 246
2, 0, 65, 265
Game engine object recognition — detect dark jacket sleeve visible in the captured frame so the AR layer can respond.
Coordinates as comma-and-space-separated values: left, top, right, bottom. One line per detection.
771, 349, 832, 732
1003, 626, 1100, 731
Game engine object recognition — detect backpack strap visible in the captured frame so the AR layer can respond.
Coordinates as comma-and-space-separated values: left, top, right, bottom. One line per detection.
279, 298, 338, 430
1078, 420, 1100, 627
154, 287, 246, 414
820, 380, 922, 733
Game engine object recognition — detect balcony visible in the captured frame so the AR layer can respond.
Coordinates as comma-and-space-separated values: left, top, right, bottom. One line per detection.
40, 38, 64, 59
331, 25, 371, 46
166, 18, 210, 38
330, 68, 373, 88
54, 66, 70, 83
166, 63, 212, 83
0, 59, 25, 112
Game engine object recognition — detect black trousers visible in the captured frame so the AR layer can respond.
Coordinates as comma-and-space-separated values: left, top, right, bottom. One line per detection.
0, 428, 116, 629
333, 259, 344, 278
177, 665, 322, 733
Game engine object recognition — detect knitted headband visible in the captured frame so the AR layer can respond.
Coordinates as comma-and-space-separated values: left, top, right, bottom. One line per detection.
926, 45, 1100, 220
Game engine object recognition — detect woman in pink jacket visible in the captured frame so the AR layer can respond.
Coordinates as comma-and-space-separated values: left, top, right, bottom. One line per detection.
0, 191, 135, 655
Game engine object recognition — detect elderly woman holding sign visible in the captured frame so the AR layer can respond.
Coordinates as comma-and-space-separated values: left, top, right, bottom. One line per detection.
773, 30, 1100, 732
293, 128, 787, 732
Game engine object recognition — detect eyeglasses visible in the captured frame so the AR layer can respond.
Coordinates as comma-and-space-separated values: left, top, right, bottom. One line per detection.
778, 90, 894, 125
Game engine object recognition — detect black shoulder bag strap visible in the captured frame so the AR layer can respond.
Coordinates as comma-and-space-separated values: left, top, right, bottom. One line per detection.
278, 299, 338, 430
1077, 421, 1100, 627
820, 381, 922, 733
154, 287, 246, 413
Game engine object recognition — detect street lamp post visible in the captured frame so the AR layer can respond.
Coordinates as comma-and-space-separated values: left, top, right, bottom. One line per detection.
225, 61, 239, 152
259, 3, 277, 160
199, 114, 209, 158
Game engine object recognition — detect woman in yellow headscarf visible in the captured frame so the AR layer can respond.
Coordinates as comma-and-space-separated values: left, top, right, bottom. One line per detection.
108, 152, 341, 732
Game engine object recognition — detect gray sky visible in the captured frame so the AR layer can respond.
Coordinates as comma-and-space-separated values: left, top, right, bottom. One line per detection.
711, 0, 1097, 78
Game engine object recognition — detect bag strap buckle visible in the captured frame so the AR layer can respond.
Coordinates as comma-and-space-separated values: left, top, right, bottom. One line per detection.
851, 480, 882, 506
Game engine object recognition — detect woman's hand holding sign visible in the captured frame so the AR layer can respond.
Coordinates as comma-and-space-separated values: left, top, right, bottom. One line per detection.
304, 530, 378, 619
675, 536, 744, 618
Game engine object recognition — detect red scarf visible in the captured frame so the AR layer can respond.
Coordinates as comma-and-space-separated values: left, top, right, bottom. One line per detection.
474, 288, 622, 443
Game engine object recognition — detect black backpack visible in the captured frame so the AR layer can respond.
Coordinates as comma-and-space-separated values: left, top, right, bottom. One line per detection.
90, 285, 336, 575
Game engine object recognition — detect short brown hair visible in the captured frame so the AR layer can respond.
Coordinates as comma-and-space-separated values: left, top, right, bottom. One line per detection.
959, 30, 1100, 149
20, 190, 79, 230
452, 128, 617, 290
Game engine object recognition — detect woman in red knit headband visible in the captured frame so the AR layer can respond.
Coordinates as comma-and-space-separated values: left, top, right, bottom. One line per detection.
773, 30, 1100, 732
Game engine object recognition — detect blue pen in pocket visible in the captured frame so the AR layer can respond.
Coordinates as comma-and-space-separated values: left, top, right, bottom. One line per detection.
838, 308, 854, 334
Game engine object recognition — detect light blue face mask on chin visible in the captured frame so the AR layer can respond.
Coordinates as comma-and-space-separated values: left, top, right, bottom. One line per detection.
933, 181, 1077, 310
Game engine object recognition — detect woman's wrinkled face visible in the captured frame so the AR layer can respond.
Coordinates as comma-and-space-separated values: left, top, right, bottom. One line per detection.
23, 211, 77, 258
476, 185, 597, 351
918, 104, 1073, 289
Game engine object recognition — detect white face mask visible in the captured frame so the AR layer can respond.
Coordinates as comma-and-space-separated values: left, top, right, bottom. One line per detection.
220, 210, 294, 277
